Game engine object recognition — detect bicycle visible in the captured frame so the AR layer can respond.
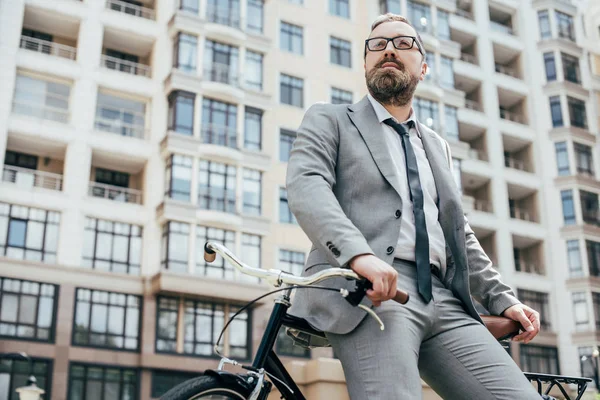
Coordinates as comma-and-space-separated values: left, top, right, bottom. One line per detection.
160, 241, 592, 400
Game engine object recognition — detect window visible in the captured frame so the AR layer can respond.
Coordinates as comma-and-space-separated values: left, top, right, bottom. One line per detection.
203, 40, 239, 85
440, 56, 454, 89
195, 226, 235, 278
198, 160, 237, 213
0, 202, 59, 263
579, 347, 597, 382
279, 187, 297, 224
567, 240, 583, 277
173, 33, 197, 74
247, 0, 264, 34
4, 151, 38, 170
104, 49, 139, 74
413, 97, 439, 130
580, 191, 599, 225
288, 0, 303, 4
206, 0, 240, 28
379, 0, 400, 14
444, 106, 458, 141
279, 129, 296, 162
572, 292, 589, 331
168, 91, 195, 135
156, 296, 178, 352
279, 249, 305, 276
244, 107, 262, 150
556, 11, 575, 41
0, 356, 52, 400
549, 96, 563, 127
331, 87, 353, 104
276, 329, 310, 358
242, 233, 261, 271
555, 142, 569, 176
179, 0, 199, 13
588, 240, 600, 277
95, 92, 146, 138
151, 370, 198, 398
560, 190, 576, 225
165, 154, 193, 201
520, 345, 560, 375
517, 289, 551, 331
424, 52, 435, 83
243, 169, 262, 216
538, 10, 551, 39
329, 0, 349, 18
543, 53, 556, 81
68, 363, 139, 400
201, 98, 237, 148
452, 158, 461, 192
280, 22, 303, 54
330, 36, 352, 67
72, 289, 141, 350
280, 74, 304, 107
0, 277, 57, 342
161, 222, 189, 273
437, 10, 450, 40
245, 51, 263, 91
574, 143, 594, 176
12, 74, 70, 123
593, 293, 600, 329
82, 218, 142, 275
407, 0, 431, 34
94, 168, 129, 189
562, 53, 581, 84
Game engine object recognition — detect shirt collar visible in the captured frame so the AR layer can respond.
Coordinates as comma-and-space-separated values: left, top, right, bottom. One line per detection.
367, 93, 418, 129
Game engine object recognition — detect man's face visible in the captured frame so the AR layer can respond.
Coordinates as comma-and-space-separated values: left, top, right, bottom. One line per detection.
364, 21, 427, 107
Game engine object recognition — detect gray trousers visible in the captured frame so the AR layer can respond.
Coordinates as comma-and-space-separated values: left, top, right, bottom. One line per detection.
326, 259, 540, 400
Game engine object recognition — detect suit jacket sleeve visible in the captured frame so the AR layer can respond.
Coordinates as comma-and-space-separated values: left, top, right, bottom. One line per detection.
442, 140, 521, 316
286, 103, 374, 267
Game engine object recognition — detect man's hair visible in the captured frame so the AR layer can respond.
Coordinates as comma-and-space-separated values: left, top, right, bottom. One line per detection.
364, 13, 427, 59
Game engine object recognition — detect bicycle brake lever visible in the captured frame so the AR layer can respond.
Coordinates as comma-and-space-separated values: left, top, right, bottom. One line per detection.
342, 279, 385, 331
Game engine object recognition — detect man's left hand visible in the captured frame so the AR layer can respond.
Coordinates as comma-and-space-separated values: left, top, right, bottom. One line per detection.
502, 304, 541, 344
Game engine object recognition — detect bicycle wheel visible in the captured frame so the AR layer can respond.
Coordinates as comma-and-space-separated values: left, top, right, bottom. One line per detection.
160, 375, 252, 400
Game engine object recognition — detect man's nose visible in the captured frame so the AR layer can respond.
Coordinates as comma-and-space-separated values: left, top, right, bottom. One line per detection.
383, 40, 397, 58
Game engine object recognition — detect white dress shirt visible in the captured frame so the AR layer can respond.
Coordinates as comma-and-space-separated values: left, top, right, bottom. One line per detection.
367, 94, 447, 273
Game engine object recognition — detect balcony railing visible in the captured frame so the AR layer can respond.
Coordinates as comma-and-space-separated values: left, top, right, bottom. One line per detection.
20, 36, 77, 60
500, 109, 525, 124
504, 156, 531, 172
460, 53, 478, 65
201, 124, 238, 148
105, 0, 155, 20
490, 21, 514, 35
515, 260, 544, 275
12, 94, 70, 123
101, 55, 151, 77
2, 165, 63, 191
465, 99, 482, 112
468, 148, 488, 161
582, 211, 600, 226
510, 206, 536, 222
495, 64, 519, 78
94, 107, 146, 139
203, 63, 239, 87
455, 9, 474, 20
89, 181, 142, 204
206, 5, 241, 28
474, 199, 492, 213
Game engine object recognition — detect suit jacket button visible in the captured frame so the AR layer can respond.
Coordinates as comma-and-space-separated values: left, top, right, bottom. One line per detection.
386, 246, 394, 255
332, 249, 341, 257
394, 210, 401, 219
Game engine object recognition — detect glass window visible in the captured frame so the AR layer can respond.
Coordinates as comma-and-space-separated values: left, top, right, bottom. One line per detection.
543, 52, 556, 81
82, 218, 142, 275
330, 36, 352, 68
244, 107, 262, 150
331, 87, 353, 104
520, 345, 560, 375
0, 277, 57, 341
452, 158, 461, 193
280, 22, 303, 54
195, 226, 235, 278
379, 0, 400, 14
4, 150, 38, 170
579, 347, 597, 382
165, 154, 193, 201
549, 96, 563, 127
68, 363, 139, 400
72, 288, 141, 350
203, 40, 239, 86
243, 168, 261, 216
424, 52, 435, 83
179, 0, 199, 13
574, 143, 594, 176
95, 92, 146, 138
0, 357, 52, 400
276, 329, 310, 358
279, 187, 297, 224
151, 370, 197, 398
444, 106, 458, 142
413, 97, 439, 130
201, 98, 238, 148
517, 289, 551, 331
279, 249, 305, 276
562, 53, 581, 84
440, 56, 454, 89
407, 0, 431, 34
555, 142, 569, 176
12, 74, 70, 123
174, 33, 198, 74
0, 202, 59, 263
247, 0, 264, 33
587, 240, 600, 277
556, 11, 575, 41
168, 91, 195, 135
437, 10, 450, 40
560, 190, 576, 225
156, 296, 179, 352
538, 10, 551, 39
593, 293, 600, 330
206, 0, 240, 28
279, 129, 296, 162
182, 301, 225, 357
161, 221, 189, 273
198, 160, 237, 213
572, 292, 589, 331
329, 0, 349, 18
580, 191, 599, 226
240, 234, 261, 283
245, 51, 263, 91
280, 74, 304, 107
567, 240, 582, 277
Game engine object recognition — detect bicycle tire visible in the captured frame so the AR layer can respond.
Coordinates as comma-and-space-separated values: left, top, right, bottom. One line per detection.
160, 375, 252, 400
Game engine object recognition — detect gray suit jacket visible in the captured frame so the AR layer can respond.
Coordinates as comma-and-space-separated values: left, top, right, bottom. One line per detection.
286, 96, 520, 334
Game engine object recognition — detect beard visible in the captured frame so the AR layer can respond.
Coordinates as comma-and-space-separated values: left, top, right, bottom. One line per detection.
366, 58, 420, 107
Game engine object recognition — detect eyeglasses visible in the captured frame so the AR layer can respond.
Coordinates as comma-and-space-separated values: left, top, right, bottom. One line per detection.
364, 36, 423, 55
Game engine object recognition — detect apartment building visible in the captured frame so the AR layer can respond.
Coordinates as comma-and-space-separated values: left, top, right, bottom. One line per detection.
0, 0, 598, 399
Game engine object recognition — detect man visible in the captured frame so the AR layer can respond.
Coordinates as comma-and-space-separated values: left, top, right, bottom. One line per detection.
286, 13, 542, 399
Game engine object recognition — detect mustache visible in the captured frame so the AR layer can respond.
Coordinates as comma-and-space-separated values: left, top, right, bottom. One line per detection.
375, 58, 405, 70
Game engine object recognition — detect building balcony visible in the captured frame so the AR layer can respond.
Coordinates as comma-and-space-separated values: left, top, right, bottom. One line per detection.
19, 36, 77, 60
2, 165, 63, 192
490, 21, 515, 36
203, 63, 240, 87
101, 54, 151, 78
495, 63, 519, 79
465, 99, 483, 112
105, 0, 156, 20
510, 206, 537, 222
12, 95, 70, 124
499, 109, 526, 125
94, 104, 147, 139
200, 124, 239, 149
88, 182, 142, 204
503, 133, 534, 173
460, 53, 478, 65
456, 9, 474, 20
504, 156, 532, 172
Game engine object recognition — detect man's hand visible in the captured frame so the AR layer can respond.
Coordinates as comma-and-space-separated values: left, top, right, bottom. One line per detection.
502, 304, 541, 344
350, 254, 398, 307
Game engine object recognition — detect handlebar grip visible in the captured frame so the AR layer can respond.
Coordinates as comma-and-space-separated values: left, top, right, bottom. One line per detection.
392, 290, 410, 304
204, 242, 217, 263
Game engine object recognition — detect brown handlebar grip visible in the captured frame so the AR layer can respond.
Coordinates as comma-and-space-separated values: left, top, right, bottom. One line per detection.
204, 243, 217, 263
393, 290, 410, 304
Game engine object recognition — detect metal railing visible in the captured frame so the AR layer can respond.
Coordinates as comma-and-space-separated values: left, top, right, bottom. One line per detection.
94, 107, 146, 139
583, 211, 600, 226
465, 99, 482, 112
499, 109, 525, 124
504, 156, 531, 172
89, 181, 142, 204
455, 9, 474, 20
12, 94, 70, 123
515, 260, 544, 275
105, 0, 155, 20
495, 63, 519, 78
510, 207, 536, 222
206, 5, 241, 28
101, 55, 151, 77
201, 124, 238, 148
2, 165, 63, 191
460, 53, 478, 64
474, 199, 492, 213
203, 63, 239, 87
20, 36, 77, 60
490, 21, 514, 35
468, 148, 488, 161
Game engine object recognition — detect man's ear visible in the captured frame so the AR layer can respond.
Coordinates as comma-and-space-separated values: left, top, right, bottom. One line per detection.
420, 61, 428, 81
